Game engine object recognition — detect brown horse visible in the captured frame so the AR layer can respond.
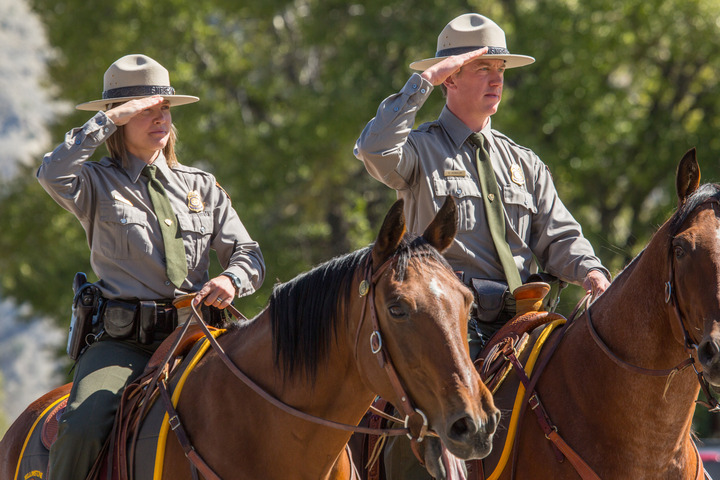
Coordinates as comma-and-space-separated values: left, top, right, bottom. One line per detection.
475, 148, 717, 479
0, 197, 498, 480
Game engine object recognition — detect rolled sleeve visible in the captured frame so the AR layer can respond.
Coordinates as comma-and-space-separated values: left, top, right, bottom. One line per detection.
37, 112, 117, 217
354, 73, 434, 190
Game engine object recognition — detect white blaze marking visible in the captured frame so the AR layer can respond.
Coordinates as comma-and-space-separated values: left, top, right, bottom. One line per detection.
429, 277, 445, 299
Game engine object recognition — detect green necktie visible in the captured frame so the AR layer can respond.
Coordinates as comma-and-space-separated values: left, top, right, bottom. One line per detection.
142, 165, 188, 288
469, 133, 522, 294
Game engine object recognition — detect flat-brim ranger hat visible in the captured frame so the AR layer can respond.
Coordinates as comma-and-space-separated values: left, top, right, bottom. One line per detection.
76, 54, 199, 111
409, 13, 535, 71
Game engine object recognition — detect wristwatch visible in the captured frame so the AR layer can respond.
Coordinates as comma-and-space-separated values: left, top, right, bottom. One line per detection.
221, 272, 242, 295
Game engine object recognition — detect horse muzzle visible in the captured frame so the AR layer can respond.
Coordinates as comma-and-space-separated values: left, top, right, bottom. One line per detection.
697, 335, 720, 387
439, 408, 500, 460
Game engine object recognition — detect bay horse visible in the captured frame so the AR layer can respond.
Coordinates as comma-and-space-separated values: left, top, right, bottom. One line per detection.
0, 197, 499, 480
385, 148, 718, 480
475, 148, 718, 479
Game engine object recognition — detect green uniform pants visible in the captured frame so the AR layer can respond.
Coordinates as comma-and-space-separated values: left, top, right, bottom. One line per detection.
48, 336, 157, 480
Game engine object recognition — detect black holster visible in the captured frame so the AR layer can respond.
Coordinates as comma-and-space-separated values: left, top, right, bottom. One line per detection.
67, 272, 102, 360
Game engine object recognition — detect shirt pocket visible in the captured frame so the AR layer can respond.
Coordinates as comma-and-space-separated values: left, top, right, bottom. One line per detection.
502, 184, 537, 235
176, 212, 213, 270
433, 176, 482, 232
97, 201, 151, 259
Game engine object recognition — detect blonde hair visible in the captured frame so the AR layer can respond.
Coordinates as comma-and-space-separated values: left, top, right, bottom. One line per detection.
104, 103, 180, 167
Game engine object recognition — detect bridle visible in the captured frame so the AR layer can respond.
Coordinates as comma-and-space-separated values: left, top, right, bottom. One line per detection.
156, 249, 442, 478
353, 253, 432, 442
586, 198, 720, 412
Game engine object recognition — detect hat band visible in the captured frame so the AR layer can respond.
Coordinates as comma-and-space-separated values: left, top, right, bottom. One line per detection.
436, 46, 510, 57
102, 85, 176, 100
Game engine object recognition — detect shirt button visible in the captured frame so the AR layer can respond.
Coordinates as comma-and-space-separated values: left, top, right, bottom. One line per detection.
200, 226, 206, 233
393, 106, 399, 112
74, 138, 81, 145
97, 118, 104, 125
120, 218, 127, 224
103, 127, 110, 133
412, 83, 418, 89
420, 88, 426, 94
455, 188, 462, 195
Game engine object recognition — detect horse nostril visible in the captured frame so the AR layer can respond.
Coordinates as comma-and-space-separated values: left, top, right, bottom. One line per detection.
449, 415, 477, 441
490, 410, 500, 433
698, 339, 719, 365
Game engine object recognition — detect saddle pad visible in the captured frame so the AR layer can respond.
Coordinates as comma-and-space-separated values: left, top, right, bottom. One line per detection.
133, 331, 221, 480
479, 319, 566, 480
41, 397, 68, 450
14, 394, 70, 480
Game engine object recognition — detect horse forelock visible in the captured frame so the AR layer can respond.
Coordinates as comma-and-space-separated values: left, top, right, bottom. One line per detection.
669, 183, 720, 235
268, 233, 450, 383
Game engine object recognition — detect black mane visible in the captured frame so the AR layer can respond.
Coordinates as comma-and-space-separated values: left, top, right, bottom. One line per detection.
268, 233, 451, 383
669, 183, 720, 235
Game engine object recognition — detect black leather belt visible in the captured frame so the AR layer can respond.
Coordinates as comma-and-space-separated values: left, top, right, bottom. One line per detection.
101, 299, 177, 344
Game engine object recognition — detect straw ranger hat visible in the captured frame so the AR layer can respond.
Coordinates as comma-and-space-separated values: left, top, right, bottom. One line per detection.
76, 54, 199, 111
410, 13, 535, 71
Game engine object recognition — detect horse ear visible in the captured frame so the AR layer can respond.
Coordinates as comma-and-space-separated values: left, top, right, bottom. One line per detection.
372, 199, 406, 267
676, 147, 701, 206
423, 196, 458, 253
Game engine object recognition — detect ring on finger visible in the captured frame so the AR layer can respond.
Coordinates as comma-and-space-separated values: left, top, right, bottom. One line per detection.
216, 297, 224, 303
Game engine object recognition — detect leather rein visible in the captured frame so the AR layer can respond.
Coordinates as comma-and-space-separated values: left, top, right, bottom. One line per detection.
156, 251, 435, 478
585, 207, 720, 412
578, 199, 720, 480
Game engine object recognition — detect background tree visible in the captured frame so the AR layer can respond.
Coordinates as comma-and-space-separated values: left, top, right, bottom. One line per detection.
2, 0, 720, 429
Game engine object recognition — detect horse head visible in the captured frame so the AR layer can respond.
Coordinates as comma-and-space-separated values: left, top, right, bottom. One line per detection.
358, 197, 499, 461
667, 148, 720, 389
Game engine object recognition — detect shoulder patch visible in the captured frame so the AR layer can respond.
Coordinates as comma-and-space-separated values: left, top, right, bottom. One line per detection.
216, 182, 231, 200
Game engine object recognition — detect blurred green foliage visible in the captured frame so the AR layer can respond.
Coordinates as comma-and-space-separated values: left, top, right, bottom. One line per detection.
2, 0, 720, 430
4, 0, 720, 322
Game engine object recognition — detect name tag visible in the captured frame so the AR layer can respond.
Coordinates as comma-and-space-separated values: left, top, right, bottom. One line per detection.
444, 170, 467, 178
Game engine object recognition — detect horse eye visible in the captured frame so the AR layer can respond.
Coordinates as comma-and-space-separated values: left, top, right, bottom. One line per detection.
674, 245, 685, 259
388, 305, 406, 318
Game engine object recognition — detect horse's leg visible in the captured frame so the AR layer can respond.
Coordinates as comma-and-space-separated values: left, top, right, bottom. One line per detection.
328, 446, 354, 480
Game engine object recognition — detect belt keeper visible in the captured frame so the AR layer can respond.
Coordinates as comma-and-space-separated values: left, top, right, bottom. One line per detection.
529, 393, 540, 410
169, 415, 181, 430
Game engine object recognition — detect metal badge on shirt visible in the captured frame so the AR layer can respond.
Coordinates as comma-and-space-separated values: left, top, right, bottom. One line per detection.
187, 190, 204, 212
510, 165, 525, 185
444, 170, 467, 177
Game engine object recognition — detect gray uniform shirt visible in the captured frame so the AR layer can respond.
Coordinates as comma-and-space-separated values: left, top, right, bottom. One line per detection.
354, 73, 608, 285
37, 111, 265, 301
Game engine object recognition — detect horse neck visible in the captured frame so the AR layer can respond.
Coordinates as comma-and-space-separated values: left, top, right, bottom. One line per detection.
224, 302, 377, 432
568, 231, 698, 442
594, 228, 691, 367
